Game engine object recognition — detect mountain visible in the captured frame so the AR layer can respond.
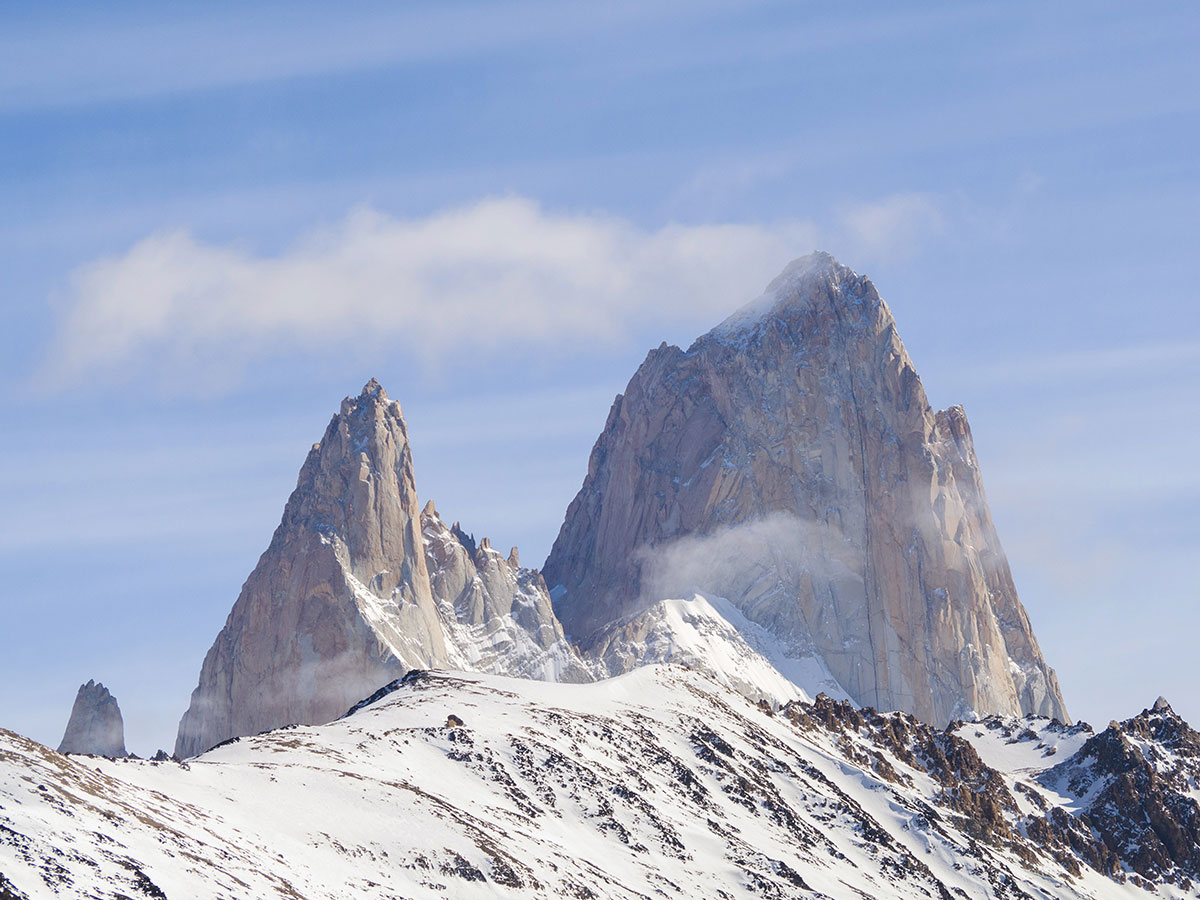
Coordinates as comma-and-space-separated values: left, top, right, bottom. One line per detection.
3, 669, 1195, 899
1034, 697, 1200, 882
56, 679, 125, 758
177, 251, 1066, 755
175, 379, 584, 758
545, 251, 1068, 727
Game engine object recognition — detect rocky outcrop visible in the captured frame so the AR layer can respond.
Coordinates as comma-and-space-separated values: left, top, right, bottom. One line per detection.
1038, 697, 1200, 885
12, 672, 1194, 899
58, 680, 126, 757
175, 380, 449, 758
544, 252, 1067, 727
422, 502, 593, 683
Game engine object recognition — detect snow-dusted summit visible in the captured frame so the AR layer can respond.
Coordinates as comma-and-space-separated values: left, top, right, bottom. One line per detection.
178, 252, 1069, 758
545, 252, 1068, 727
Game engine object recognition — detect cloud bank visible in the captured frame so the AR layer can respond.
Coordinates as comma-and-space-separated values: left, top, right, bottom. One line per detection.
43, 194, 940, 392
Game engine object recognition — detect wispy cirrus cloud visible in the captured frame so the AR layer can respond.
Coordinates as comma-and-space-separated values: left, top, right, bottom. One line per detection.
41, 192, 952, 394
0, 0, 752, 112
960, 340, 1200, 386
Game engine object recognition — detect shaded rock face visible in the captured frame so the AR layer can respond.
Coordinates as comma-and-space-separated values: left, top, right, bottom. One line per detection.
58, 680, 125, 757
544, 252, 1067, 727
176, 380, 588, 758
1039, 698, 1200, 884
176, 380, 449, 758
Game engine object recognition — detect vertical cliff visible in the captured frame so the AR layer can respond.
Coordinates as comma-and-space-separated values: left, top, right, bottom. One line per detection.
175, 380, 448, 757
175, 380, 587, 758
544, 252, 1067, 726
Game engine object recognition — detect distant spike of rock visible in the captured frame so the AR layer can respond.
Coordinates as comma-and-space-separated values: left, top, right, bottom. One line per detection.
58, 680, 126, 757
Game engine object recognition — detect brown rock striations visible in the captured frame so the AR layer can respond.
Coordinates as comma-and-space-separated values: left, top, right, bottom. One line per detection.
1038, 698, 1200, 885
544, 252, 1067, 726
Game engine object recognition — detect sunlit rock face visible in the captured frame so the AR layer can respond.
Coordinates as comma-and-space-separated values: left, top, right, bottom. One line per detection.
175, 380, 448, 758
176, 380, 588, 759
544, 252, 1068, 727
58, 680, 126, 758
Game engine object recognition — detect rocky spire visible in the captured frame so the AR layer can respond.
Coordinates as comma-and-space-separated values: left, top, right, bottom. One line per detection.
58, 680, 126, 757
544, 253, 1068, 727
175, 379, 591, 758
175, 380, 448, 758
421, 503, 593, 683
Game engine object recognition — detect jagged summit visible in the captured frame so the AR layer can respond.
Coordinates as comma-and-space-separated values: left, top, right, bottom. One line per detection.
704, 250, 887, 343
176, 379, 446, 757
58, 680, 126, 757
176, 379, 587, 758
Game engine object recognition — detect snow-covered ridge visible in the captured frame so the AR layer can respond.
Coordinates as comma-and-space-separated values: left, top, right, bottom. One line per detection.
589, 593, 850, 707
4, 668, 1197, 899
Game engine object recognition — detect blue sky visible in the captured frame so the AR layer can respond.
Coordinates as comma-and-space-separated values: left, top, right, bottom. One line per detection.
1, 1, 1197, 754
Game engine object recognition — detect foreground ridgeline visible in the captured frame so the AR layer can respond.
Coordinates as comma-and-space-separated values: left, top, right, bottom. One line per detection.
2, 670, 1196, 899
173, 253, 1068, 761
56, 680, 126, 758
546, 252, 1067, 725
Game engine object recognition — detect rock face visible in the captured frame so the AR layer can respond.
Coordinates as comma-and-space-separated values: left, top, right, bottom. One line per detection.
176, 380, 586, 758
176, 380, 447, 758
544, 252, 1068, 727
58, 680, 125, 757
422, 502, 592, 683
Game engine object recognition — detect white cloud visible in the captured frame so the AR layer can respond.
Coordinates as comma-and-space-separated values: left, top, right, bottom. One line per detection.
43, 196, 819, 391
42, 192, 950, 393
0, 2, 707, 111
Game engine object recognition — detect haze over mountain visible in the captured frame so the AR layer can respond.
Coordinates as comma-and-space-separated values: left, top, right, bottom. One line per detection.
10, 253, 1198, 900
